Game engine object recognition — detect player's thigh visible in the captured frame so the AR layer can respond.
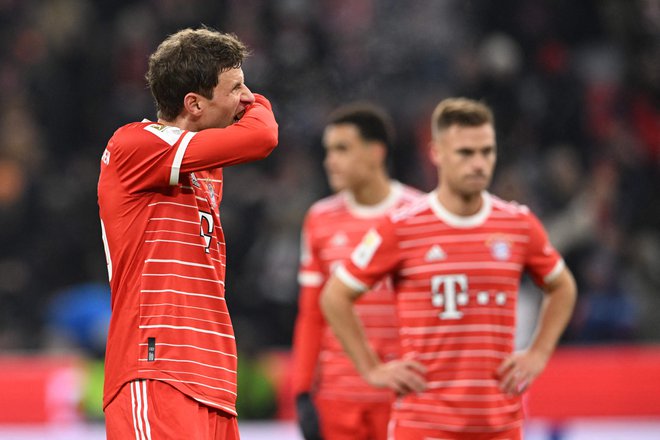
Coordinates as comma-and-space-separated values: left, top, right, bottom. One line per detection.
105, 379, 239, 440
387, 420, 522, 440
315, 396, 368, 440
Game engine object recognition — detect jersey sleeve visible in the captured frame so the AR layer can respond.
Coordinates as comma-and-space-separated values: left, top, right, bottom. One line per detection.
109, 94, 278, 193
335, 216, 401, 293
524, 210, 565, 286
291, 211, 325, 394
178, 94, 278, 175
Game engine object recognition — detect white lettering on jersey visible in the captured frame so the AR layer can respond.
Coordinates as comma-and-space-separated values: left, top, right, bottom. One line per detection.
101, 148, 111, 165
351, 228, 382, 269
431, 274, 468, 320
199, 211, 214, 253
432, 274, 511, 319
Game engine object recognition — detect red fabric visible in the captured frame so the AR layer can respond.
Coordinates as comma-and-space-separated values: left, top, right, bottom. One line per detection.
105, 379, 239, 440
98, 95, 278, 414
292, 184, 421, 400
338, 192, 563, 434
291, 284, 325, 395
316, 395, 391, 440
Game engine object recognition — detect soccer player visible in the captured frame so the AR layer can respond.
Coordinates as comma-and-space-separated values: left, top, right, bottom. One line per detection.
321, 98, 577, 439
292, 103, 422, 440
97, 28, 278, 440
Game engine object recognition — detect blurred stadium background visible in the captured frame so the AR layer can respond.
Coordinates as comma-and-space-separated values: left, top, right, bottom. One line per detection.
0, 0, 658, 438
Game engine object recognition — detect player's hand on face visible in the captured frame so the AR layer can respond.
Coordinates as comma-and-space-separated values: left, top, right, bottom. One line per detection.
365, 359, 427, 395
496, 349, 550, 396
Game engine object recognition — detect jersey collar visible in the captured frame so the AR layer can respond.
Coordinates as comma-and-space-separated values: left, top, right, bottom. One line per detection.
428, 190, 492, 228
344, 181, 403, 218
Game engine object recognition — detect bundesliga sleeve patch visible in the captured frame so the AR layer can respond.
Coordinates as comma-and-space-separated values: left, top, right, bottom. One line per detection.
351, 228, 382, 269
144, 123, 185, 146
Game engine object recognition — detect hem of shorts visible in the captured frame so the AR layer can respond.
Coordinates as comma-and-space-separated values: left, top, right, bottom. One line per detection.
103, 377, 237, 417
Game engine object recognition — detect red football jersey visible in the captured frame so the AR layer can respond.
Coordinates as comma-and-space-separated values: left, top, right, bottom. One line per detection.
98, 95, 278, 415
292, 182, 422, 401
336, 191, 564, 433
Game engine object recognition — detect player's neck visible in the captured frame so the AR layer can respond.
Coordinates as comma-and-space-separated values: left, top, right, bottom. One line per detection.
350, 172, 391, 206
436, 185, 484, 216
157, 116, 198, 132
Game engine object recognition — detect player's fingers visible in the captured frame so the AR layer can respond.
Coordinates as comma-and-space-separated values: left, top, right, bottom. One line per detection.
389, 365, 426, 394
403, 360, 427, 375
496, 356, 516, 377
516, 378, 530, 395
499, 369, 520, 395
399, 369, 426, 392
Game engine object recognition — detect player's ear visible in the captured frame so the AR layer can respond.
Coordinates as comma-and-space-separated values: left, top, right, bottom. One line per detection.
372, 141, 387, 163
429, 139, 442, 167
183, 93, 204, 117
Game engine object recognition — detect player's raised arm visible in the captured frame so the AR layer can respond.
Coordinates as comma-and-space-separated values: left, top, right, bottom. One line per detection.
179, 93, 278, 172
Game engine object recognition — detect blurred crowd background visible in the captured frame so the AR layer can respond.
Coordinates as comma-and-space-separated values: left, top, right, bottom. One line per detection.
0, 0, 658, 419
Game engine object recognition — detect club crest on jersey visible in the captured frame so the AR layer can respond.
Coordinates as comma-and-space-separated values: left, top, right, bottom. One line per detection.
206, 182, 217, 209
487, 235, 512, 261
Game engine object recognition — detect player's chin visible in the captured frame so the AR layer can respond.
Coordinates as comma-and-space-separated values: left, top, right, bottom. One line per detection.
327, 176, 347, 192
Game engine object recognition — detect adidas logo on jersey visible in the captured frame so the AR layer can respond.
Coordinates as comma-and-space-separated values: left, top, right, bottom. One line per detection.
190, 173, 201, 188
425, 244, 446, 262
330, 232, 349, 247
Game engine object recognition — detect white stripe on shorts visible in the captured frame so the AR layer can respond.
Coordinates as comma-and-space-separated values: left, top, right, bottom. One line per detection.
131, 380, 152, 440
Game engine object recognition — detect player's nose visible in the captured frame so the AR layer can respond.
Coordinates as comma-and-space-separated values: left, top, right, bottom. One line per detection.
240, 85, 255, 105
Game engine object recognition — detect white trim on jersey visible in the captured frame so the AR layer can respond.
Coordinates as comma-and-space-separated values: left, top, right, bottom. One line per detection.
144, 259, 216, 270
429, 190, 493, 228
544, 258, 565, 284
169, 131, 196, 185
139, 324, 235, 339
343, 181, 404, 218
193, 396, 238, 417
130, 380, 152, 440
298, 271, 325, 287
335, 264, 369, 292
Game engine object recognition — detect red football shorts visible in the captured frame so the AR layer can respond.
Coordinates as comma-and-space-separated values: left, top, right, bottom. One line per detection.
105, 379, 239, 440
387, 420, 522, 440
315, 395, 391, 440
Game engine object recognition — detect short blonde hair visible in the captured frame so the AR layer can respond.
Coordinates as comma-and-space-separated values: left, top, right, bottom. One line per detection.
431, 98, 494, 138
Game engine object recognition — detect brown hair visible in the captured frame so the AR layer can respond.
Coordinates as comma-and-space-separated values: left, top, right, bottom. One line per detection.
146, 27, 249, 120
431, 98, 494, 138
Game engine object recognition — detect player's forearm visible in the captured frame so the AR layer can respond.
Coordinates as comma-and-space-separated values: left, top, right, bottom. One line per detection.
181, 95, 278, 171
529, 268, 577, 358
320, 277, 380, 377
